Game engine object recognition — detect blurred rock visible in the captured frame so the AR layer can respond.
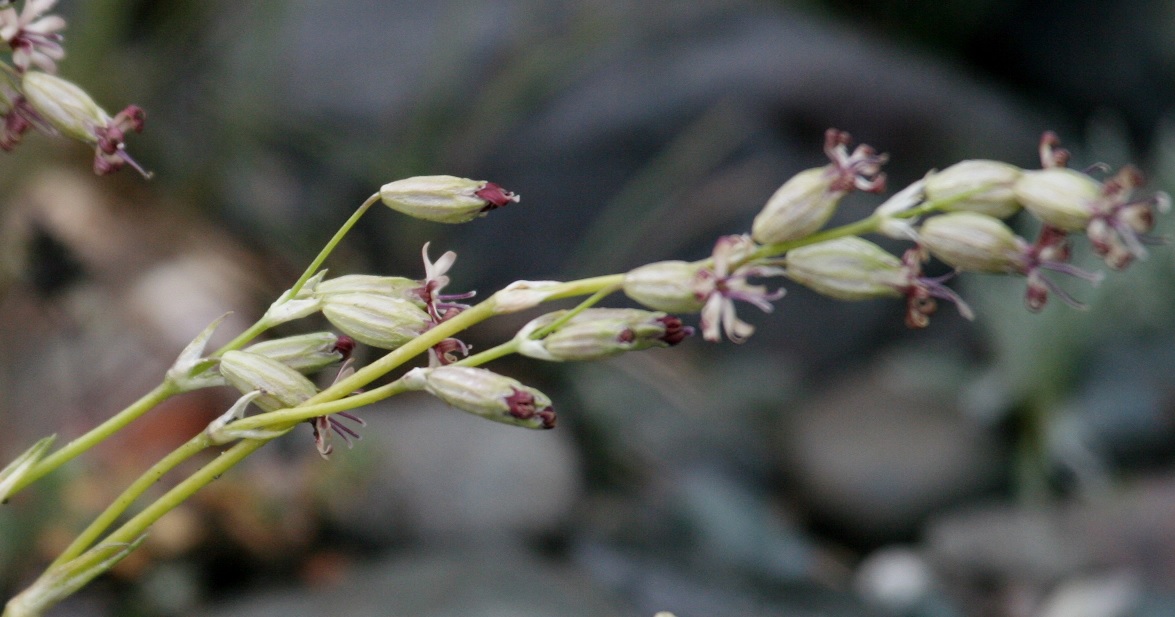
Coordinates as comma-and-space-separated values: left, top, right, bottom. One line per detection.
322, 397, 582, 542
855, 547, 935, 613
1036, 572, 1141, 617
197, 543, 626, 617
776, 347, 1005, 543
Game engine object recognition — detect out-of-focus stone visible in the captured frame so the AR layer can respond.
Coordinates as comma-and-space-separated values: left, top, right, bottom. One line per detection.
776, 349, 1004, 543
322, 397, 582, 542
198, 543, 627, 617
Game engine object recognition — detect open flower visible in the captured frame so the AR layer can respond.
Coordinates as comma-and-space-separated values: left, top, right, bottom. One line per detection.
415, 242, 474, 365
694, 234, 785, 343
0, 0, 65, 73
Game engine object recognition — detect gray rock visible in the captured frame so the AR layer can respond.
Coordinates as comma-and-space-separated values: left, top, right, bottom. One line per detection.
776, 347, 1005, 542
197, 543, 627, 617
323, 396, 582, 542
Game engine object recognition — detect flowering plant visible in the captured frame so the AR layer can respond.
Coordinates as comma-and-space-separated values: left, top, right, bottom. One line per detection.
0, 2, 1169, 615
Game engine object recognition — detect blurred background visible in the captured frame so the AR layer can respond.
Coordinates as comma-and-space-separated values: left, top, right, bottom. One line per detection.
3, 1, 1175, 616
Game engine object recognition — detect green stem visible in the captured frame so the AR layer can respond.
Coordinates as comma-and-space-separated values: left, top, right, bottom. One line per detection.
49, 435, 210, 567
10, 382, 179, 496
310, 275, 626, 402
229, 380, 412, 432
289, 193, 381, 299
213, 193, 381, 355
97, 438, 267, 548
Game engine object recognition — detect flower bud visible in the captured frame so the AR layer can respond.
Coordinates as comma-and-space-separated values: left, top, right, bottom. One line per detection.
379, 175, 519, 223
244, 332, 348, 373
403, 366, 556, 429
924, 160, 1022, 218
515, 308, 692, 361
1013, 167, 1101, 231
321, 292, 431, 350
219, 350, 318, 412
783, 237, 907, 300
918, 212, 1027, 273
623, 260, 704, 313
315, 274, 423, 305
751, 167, 845, 244
20, 71, 107, 143
493, 280, 562, 314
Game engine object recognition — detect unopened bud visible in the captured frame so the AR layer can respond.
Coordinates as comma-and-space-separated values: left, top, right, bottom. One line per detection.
244, 332, 347, 373
925, 160, 1022, 218
516, 308, 692, 361
379, 175, 519, 223
751, 167, 845, 244
219, 350, 318, 412
315, 274, 424, 305
321, 292, 431, 350
20, 71, 107, 143
918, 212, 1027, 273
783, 237, 906, 300
1014, 168, 1101, 231
493, 280, 563, 314
403, 366, 556, 429
623, 260, 705, 313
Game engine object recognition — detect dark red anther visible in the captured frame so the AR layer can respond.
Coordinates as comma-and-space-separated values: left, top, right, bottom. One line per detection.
617, 328, 636, 344
474, 182, 518, 211
656, 316, 693, 346
537, 408, 557, 429
505, 388, 537, 420
333, 335, 356, 360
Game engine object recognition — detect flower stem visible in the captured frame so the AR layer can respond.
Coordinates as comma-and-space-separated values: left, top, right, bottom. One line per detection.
49, 435, 211, 567
95, 438, 268, 548
289, 193, 381, 299
9, 382, 179, 497
212, 193, 382, 355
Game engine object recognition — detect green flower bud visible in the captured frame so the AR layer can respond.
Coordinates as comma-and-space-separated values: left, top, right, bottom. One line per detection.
623, 260, 704, 313
751, 167, 845, 244
315, 274, 423, 305
515, 308, 692, 361
379, 175, 519, 223
783, 237, 907, 300
20, 71, 108, 143
321, 292, 431, 350
219, 350, 318, 412
1014, 167, 1101, 231
244, 332, 347, 373
925, 160, 1023, 218
403, 366, 556, 429
918, 212, 1027, 273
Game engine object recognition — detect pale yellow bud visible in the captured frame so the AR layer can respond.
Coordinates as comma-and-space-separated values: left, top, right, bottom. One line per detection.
1014, 168, 1101, 231
219, 351, 318, 412
925, 160, 1023, 218
379, 175, 518, 223
321, 293, 431, 350
784, 237, 906, 300
623, 260, 704, 313
918, 212, 1027, 273
751, 167, 844, 244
